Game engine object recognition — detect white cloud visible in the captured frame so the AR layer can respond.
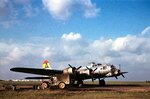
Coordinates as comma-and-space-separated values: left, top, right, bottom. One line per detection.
112, 35, 146, 53
81, 0, 100, 18
42, 47, 56, 58
23, 5, 38, 18
0, 0, 38, 28
61, 32, 87, 56
42, 0, 73, 20
0, 20, 19, 28
42, 0, 100, 20
5, 47, 25, 61
141, 26, 150, 37
1, 26, 150, 81
112, 37, 128, 51
61, 32, 82, 41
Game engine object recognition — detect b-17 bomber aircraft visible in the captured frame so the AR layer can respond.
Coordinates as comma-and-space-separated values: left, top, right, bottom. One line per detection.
10, 61, 128, 89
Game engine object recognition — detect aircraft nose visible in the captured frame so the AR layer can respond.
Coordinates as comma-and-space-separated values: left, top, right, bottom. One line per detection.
111, 66, 116, 74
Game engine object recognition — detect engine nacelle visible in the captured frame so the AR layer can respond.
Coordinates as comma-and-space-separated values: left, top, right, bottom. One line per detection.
106, 72, 113, 76
63, 67, 73, 74
79, 69, 90, 75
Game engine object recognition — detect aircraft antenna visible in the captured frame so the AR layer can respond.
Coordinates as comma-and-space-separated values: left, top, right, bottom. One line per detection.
119, 64, 121, 70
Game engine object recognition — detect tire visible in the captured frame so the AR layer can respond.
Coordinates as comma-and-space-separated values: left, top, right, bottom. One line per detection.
58, 82, 66, 89
77, 80, 83, 87
99, 80, 106, 86
41, 82, 49, 90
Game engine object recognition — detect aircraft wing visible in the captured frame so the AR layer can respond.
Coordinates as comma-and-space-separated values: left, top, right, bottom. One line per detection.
10, 67, 63, 76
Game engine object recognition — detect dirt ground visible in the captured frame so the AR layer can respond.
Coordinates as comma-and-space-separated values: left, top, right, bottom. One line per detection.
0, 81, 150, 92
0, 81, 150, 99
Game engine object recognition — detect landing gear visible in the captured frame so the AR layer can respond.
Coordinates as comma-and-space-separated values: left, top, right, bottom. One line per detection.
77, 80, 83, 87
70, 79, 75, 85
99, 79, 106, 86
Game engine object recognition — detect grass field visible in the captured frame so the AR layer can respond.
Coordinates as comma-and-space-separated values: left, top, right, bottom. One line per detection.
0, 81, 150, 99
0, 89, 150, 99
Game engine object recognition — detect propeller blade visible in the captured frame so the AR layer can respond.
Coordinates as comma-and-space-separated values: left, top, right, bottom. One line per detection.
94, 68, 97, 71
115, 76, 118, 79
77, 66, 82, 70
68, 64, 73, 68
86, 66, 90, 70
121, 73, 125, 78
121, 72, 128, 74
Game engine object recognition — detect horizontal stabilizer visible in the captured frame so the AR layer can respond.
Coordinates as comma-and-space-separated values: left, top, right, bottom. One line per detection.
25, 77, 50, 79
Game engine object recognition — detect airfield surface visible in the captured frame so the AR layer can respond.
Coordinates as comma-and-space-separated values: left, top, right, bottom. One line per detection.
0, 81, 150, 99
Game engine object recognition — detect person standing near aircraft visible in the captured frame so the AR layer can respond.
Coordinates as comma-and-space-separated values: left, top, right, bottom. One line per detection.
42, 60, 51, 69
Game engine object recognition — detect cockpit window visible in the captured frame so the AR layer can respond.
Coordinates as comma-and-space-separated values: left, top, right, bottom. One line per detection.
92, 64, 97, 67
97, 63, 102, 66
111, 65, 115, 68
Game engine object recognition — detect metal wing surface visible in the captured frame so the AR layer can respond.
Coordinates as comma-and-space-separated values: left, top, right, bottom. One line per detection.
10, 67, 63, 76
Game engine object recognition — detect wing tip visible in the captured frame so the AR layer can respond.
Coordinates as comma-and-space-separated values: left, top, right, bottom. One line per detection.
10, 67, 22, 71
10, 68, 15, 71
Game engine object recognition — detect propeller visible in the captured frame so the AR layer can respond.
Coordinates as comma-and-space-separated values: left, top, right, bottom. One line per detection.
86, 66, 97, 82
118, 64, 126, 78
121, 73, 125, 78
68, 64, 82, 76
111, 64, 118, 79
77, 66, 82, 70
118, 69, 125, 78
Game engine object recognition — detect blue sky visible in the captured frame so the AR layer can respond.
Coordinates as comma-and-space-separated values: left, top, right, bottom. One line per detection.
0, 0, 150, 81
1, 0, 149, 39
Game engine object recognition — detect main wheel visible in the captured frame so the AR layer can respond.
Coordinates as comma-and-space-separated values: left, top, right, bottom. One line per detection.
77, 80, 83, 87
58, 82, 66, 89
99, 80, 106, 86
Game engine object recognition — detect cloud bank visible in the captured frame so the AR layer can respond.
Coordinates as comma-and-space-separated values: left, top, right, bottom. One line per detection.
0, 27, 150, 81
0, 0, 100, 27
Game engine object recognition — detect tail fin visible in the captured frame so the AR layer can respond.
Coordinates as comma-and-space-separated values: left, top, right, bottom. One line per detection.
42, 60, 51, 69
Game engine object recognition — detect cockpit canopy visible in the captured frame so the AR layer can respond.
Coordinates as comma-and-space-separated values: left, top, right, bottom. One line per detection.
90, 62, 116, 69
89, 62, 102, 67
